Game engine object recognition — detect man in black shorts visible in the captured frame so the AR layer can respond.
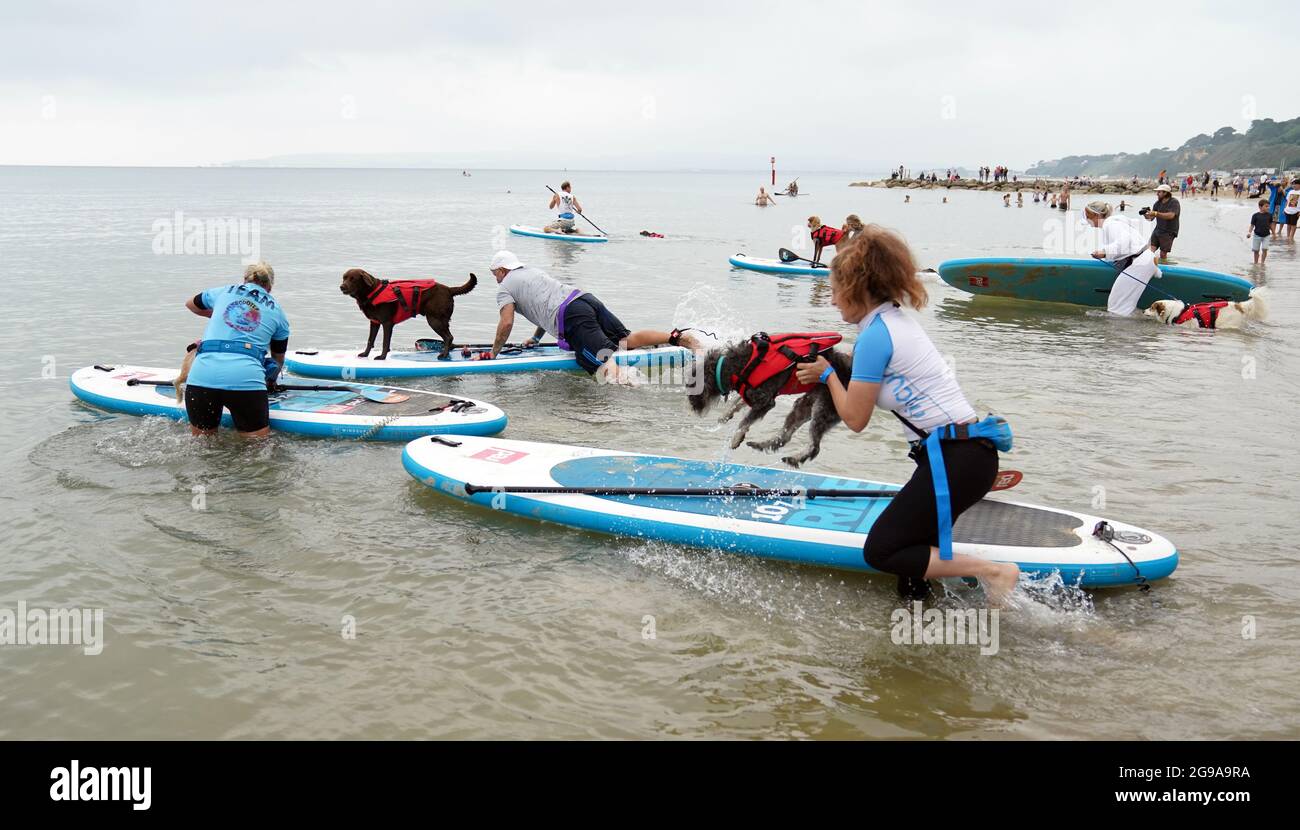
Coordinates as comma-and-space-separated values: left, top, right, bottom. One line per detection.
1143, 183, 1181, 263
488, 251, 699, 380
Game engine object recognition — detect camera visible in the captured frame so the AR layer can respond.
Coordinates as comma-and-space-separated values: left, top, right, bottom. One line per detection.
1138, 207, 1150, 216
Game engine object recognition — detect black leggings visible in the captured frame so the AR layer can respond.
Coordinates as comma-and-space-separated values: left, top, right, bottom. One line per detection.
864, 440, 999, 579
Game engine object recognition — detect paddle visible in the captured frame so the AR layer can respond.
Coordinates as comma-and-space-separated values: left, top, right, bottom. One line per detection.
127, 377, 409, 404
778, 247, 829, 268
415, 338, 557, 352
463, 471, 1022, 497
547, 185, 608, 236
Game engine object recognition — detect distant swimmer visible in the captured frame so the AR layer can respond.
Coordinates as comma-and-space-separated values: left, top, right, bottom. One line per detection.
544, 181, 582, 234
1003, 193, 1011, 207
1082, 201, 1161, 317
807, 215, 844, 267
1016, 191, 1024, 207
755, 186, 777, 207
904, 195, 911, 203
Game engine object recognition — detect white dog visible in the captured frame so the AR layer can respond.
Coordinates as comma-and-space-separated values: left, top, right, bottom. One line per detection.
1145, 288, 1268, 330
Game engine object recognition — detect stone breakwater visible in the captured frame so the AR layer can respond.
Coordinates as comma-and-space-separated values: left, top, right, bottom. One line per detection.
851, 178, 1161, 195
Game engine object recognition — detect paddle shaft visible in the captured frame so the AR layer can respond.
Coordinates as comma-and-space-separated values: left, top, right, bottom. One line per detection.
547, 185, 607, 236
463, 471, 1021, 497
125, 377, 406, 403
418, 339, 557, 350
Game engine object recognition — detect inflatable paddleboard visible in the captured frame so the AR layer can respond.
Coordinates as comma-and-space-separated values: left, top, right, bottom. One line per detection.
938, 257, 1254, 308
402, 436, 1178, 588
729, 253, 831, 276
285, 343, 691, 380
509, 225, 608, 244
70, 365, 507, 440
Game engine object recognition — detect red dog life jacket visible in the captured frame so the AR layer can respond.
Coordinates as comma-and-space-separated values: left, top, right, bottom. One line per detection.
1172, 300, 1228, 329
365, 279, 439, 325
726, 332, 843, 404
811, 225, 844, 245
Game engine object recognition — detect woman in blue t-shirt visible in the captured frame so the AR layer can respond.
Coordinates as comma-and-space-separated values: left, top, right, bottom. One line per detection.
794, 227, 1020, 604
182, 262, 291, 437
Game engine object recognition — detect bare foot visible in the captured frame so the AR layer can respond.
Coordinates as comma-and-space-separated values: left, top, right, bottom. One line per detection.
982, 563, 1020, 608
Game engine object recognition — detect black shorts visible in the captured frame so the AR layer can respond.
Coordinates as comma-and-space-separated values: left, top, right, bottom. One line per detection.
184, 385, 270, 432
1286, 212, 1299, 226
1149, 231, 1176, 254
862, 439, 999, 579
561, 294, 632, 374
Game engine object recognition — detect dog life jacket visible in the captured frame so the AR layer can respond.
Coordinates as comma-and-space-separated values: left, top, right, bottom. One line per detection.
722, 332, 842, 404
811, 225, 843, 245
1172, 300, 1228, 329
364, 279, 440, 325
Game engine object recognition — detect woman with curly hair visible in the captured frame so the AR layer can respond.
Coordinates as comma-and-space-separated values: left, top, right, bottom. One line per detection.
793, 226, 1020, 604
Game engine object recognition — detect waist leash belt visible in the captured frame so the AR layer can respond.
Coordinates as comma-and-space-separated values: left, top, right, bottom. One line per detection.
893, 410, 1013, 560
195, 340, 280, 384
554, 290, 585, 352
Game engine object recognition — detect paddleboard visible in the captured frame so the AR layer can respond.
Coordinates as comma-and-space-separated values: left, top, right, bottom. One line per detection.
509, 225, 608, 244
937, 257, 1254, 308
284, 343, 691, 380
402, 436, 1178, 588
729, 253, 831, 276
70, 365, 507, 440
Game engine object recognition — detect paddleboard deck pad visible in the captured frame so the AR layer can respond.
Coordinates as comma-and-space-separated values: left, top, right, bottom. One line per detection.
730, 253, 831, 276
509, 225, 608, 243
70, 365, 507, 440
402, 436, 1178, 587
285, 343, 691, 380
937, 257, 1254, 308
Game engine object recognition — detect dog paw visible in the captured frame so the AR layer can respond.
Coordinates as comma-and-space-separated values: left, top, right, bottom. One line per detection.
729, 434, 746, 450
780, 456, 804, 468
357, 351, 371, 358
374, 354, 388, 361
746, 440, 774, 452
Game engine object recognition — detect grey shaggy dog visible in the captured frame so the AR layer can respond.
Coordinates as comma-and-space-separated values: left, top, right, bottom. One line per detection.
687, 339, 854, 467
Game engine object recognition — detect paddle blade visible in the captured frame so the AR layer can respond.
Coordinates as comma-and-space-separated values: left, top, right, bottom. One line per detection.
778, 248, 802, 263
991, 470, 1022, 491
414, 338, 443, 352
358, 387, 410, 404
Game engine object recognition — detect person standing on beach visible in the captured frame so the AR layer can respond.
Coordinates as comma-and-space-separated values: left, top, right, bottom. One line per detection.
1283, 179, 1300, 240
544, 181, 583, 234
1142, 184, 1180, 263
1264, 178, 1287, 236
1083, 201, 1160, 316
1249, 199, 1273, 263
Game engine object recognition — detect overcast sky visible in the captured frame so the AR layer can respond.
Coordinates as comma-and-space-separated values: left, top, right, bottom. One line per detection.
2, 0, 1295, 170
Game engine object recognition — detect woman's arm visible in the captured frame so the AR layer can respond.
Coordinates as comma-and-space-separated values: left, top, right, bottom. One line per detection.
795, 358, 879, 432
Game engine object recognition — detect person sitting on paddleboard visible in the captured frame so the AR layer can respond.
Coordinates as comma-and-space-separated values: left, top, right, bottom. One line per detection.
807, 215, 844, 267
544, 181, 582, 234
488, 251, 701, 380
1082, 200, 1161, 316
790, 227, 1020, 605
182, 261, 290, 438
841, 214, 865, 241
785, 180, 799, 196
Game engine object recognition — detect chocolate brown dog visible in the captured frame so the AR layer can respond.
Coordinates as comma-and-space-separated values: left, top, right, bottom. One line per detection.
339, 269, 477, 360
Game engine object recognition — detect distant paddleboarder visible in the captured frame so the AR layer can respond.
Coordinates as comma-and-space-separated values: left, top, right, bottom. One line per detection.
1082, 201, 1161, 317
544, 181, 582, 234
488, 251, 700, 381
807, 215, 844, 267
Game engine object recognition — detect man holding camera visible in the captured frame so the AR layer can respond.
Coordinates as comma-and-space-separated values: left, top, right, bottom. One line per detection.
1141, 184, 1181, 263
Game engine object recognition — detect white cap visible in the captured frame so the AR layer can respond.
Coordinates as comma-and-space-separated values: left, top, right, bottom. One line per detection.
491, 250, 523, 272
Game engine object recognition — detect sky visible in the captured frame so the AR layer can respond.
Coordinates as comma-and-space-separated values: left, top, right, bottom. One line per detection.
1, 0, 1296, 171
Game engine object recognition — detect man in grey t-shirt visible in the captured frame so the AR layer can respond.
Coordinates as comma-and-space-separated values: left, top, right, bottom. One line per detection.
488, 251, 699, 378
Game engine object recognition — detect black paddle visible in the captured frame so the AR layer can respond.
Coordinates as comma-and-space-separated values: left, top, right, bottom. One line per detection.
778, 248, 829, 268
127, 377, 409, 404
463, 471, 1022, 497
415, 338, 557, 352
546, 185, 608, 236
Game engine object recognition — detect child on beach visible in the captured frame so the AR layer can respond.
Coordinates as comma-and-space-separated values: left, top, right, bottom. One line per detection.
1249, 199, 1273, 264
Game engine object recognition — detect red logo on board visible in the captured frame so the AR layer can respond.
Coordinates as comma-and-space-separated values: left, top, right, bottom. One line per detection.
969, 276, 990, 288
471, 447, 527, 464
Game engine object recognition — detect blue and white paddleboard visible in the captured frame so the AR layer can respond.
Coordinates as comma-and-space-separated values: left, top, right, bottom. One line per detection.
402, 436, 1178, 588
509, 224, 608, 243
284, 343, 691, 380
70, 365, 507, 440
729, 253, 830, 276
937, 257, 1255, 308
